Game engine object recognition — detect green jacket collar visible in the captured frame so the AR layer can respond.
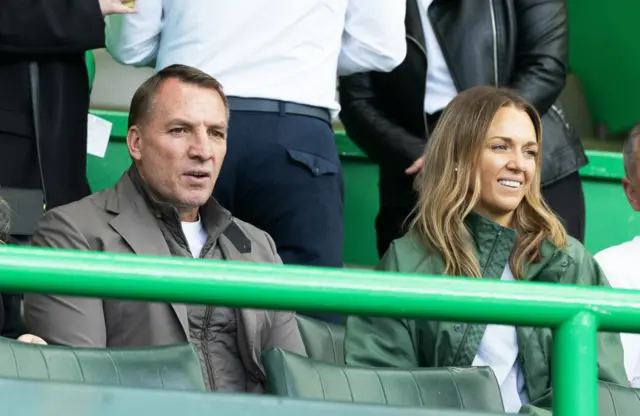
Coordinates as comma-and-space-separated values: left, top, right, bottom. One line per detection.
464, 211, 559, 281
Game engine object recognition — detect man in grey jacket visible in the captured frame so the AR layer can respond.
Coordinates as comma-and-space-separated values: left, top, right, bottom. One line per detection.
24, 64, 306, 392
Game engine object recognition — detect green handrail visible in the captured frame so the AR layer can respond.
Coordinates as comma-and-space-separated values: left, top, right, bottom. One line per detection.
1, 245, 639, 416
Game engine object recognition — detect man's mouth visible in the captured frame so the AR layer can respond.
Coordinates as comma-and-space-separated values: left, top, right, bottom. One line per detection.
185, 171, 210, 179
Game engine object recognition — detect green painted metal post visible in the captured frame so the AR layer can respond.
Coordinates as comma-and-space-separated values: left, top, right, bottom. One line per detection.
553, 312, 598, 416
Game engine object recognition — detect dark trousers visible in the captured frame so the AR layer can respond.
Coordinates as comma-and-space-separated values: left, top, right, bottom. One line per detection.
376, 171, 586, 258
213, 110, 344, 323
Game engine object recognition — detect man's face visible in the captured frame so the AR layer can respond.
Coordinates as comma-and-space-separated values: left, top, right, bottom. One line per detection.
623, 149, 640, 212
127, 78, 228, 221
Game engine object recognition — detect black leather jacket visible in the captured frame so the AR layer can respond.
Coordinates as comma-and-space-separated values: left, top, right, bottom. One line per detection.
339, 0, 587, 191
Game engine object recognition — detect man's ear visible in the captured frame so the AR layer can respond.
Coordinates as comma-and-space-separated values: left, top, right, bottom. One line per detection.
127, 126, 142, 161
622, 177, 640, 212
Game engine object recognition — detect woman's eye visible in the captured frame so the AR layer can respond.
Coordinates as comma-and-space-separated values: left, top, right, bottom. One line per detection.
492, 144, 508, 151
526, 149, 538, 157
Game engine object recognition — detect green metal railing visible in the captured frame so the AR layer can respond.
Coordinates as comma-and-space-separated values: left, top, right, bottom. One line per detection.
1, 245, 640, 415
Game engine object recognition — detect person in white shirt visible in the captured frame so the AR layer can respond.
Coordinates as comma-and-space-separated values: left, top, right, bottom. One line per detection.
104, 1, 406, 324
595, 123, 640, 387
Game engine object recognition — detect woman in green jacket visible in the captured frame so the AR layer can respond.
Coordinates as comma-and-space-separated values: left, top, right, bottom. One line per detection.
344, 86, 628, 414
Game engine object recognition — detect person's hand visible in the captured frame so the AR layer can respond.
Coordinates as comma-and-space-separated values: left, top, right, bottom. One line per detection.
16, 334, 47, 345
405, 157, 424, 175
99, 0, 137, 16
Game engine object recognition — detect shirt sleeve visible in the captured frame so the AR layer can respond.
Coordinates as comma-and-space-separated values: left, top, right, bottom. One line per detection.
105, 0, 163, 67
338, 0, 407, 76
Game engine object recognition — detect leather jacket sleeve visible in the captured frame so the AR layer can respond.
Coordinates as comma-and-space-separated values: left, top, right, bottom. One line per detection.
339, 73, 426, 171
509, 0, 569, 115
0, 0, 105, 54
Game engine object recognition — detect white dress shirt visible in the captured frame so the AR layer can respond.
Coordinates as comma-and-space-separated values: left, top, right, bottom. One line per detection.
105, 0, 406, 112
472, 265, 530, 413
417, 0, 458, 114
595, 237, 640, 387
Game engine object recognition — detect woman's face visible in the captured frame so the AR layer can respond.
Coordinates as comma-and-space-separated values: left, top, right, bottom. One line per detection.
473, 106, 538, 227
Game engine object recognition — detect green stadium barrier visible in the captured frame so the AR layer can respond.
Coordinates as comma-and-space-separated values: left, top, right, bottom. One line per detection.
1, 245, 640, 416
87, 110, 639, 267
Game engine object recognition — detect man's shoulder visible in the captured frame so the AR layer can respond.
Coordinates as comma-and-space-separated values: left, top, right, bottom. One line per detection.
38, 188, 114, 234
594, 238, 640, 266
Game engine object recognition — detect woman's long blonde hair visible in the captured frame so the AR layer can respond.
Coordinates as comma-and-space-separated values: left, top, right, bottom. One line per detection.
409, 86, 567, 279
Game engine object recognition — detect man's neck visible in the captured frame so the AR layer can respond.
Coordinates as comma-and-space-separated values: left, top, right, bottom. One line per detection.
179, 209, 200, 223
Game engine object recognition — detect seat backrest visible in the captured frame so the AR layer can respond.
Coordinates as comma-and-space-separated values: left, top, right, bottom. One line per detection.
598, 380, 640, 415
0, 337, 205, 391
262, 348, 505, 413
0, 377, 505, 416
295, 315, 345, 364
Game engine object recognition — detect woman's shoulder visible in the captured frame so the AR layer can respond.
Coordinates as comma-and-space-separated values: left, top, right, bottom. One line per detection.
378, 234, 445, 275
552, 236, 606, 285
557, 235, 593, 264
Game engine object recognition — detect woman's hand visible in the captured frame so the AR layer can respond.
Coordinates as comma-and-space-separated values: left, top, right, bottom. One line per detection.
99, 0, 137, 16
16, 334, 47, 345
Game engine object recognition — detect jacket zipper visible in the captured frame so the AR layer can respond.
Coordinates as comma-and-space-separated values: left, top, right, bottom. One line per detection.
197, 234, 220, 390
406, 34, 430, 137
450, 229, 502, 364
550, 104, 572, 131
489, 0, 500, 86
200, 305, 216, 389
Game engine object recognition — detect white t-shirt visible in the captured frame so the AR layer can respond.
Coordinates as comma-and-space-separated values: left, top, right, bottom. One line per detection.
418, 0, 458, 114
472, 265, 530, 413
595, 237, 640, 387
181, 217, 208, 259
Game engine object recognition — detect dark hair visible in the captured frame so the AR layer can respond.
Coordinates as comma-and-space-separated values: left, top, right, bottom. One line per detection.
623, 122, 640, 180
128, 64, 229, 129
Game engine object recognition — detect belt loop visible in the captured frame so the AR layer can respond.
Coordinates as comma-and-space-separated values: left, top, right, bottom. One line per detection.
278, 101, 286, 116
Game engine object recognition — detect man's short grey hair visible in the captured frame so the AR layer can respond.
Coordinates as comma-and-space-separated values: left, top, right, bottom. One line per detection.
623, 123, 640, 181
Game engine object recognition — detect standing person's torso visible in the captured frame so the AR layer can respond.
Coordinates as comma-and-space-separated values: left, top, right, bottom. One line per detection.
373, 0, 517, 139
156, 0, 349, 111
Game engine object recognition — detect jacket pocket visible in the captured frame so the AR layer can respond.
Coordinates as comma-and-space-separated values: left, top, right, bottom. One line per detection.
286, 148, 340, 177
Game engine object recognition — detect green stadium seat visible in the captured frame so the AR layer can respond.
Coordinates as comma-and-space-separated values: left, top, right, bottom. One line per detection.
0, 377, 508, 416
295, 315, 345, 364
262, 348, 505, 413
0, 337, 205, 391
598, 380, 640, 415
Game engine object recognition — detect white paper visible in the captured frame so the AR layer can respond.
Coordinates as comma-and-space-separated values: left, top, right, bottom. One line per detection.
87, 114, 112, 158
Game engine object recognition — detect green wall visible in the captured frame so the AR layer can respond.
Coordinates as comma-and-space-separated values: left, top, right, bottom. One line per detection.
567, 0, 640, 133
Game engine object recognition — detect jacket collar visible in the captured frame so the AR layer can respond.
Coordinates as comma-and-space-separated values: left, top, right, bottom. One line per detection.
126, 165, 233, 239
464, 211, 559, 281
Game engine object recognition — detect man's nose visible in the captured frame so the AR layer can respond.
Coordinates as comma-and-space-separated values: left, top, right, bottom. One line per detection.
188, 129, 214, 160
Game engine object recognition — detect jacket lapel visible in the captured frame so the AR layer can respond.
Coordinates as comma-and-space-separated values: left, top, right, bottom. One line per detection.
219, 224, 264, 377
406, 0, 427, 50
106, 172, 189, 337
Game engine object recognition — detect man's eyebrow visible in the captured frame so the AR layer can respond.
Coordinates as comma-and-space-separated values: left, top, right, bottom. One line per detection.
207, 122, 228, 130
164, 118, 192, 127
